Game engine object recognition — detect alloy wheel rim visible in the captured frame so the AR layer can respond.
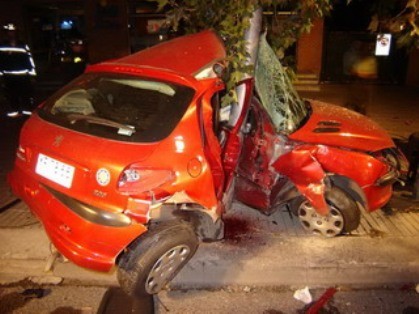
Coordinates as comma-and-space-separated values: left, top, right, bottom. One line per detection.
298, 201, 344, 237
145, 244, 191, 294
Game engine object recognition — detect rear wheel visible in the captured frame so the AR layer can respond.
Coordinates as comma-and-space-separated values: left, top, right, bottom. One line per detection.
117, 220, 198, 296
292, 187, 361, 237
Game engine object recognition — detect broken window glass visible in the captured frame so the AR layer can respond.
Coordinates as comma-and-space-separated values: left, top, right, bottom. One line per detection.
255, 33, 308, 134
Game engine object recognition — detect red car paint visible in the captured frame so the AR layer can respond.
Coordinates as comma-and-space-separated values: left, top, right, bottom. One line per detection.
290, 101, 394, 152
8, 30, 405, 272
9, 31, 226, 271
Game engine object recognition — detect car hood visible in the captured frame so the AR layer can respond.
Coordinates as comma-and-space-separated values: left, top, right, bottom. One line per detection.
288, 100, 394, 152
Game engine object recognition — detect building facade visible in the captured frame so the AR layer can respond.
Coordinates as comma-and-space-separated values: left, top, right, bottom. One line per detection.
1, 0, 417, 86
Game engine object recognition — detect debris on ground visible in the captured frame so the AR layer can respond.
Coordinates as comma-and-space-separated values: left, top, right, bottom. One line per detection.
243, 286, 251, 293
381, 204, 395, 216
28, 276, 63, 285
293, 286, 312, 304
367, 228, 387, 238
305, 287, 338, 314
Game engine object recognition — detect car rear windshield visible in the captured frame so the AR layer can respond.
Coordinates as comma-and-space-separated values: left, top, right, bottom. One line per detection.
38, 73, 195, 142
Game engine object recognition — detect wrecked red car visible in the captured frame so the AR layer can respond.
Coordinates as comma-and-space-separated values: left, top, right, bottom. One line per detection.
8, 30, 406, 296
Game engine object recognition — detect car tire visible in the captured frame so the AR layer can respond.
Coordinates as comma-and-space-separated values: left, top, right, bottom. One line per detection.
292, 186, 361, 237
117, 220, 199, 297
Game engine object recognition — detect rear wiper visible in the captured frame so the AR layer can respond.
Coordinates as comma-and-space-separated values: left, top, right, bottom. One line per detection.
66, 114, 136, 136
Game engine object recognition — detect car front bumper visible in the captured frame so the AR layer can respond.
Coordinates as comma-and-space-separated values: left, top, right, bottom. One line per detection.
8, 166, 147, 272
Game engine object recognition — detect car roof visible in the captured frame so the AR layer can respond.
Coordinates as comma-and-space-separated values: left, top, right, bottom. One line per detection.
108, 30, 226, 79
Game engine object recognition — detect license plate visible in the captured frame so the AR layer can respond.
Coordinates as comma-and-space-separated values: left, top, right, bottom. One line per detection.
35, 153, 75, 188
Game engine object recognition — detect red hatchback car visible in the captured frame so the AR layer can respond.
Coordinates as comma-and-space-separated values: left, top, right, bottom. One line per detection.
8, 30, 406, 296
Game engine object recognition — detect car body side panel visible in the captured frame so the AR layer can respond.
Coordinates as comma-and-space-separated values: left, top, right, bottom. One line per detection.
234, 177, 271, 210
150, 84, 219, 210
199, 81, 225, 199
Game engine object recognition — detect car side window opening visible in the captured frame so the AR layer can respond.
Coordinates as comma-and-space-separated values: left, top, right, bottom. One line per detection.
210, 92, 220, 133
255, 33, 308, 134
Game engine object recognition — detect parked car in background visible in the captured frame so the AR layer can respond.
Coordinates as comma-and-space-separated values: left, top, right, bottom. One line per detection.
8, 30, 407, 297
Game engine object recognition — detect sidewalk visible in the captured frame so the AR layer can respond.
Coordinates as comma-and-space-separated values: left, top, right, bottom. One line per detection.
0, 200, 418, 288
0, 83, 418, 289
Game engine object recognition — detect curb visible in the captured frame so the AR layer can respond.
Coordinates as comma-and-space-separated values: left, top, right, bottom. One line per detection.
1, 228, 418, 288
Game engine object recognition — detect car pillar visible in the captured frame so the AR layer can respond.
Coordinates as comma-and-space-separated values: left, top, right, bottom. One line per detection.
228, 7, 262, 128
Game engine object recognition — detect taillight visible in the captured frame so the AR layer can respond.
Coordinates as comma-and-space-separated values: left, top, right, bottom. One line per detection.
118, 167, 175, 195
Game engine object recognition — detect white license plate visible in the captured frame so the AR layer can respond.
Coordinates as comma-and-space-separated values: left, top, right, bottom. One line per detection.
35, 153, 75, 188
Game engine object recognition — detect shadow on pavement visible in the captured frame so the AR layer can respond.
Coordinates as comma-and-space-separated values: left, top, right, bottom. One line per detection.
97, 287, 154, 314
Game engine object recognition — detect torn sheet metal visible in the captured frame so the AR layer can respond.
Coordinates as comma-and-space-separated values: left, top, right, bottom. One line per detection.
273, 146, 329, 215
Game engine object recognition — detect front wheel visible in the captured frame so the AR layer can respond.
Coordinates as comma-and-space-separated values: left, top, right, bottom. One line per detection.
292, 187, 361, 237
117, 220, 199, 296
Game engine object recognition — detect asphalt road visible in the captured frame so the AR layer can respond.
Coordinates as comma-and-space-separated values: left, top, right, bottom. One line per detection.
1, 281, 419, 314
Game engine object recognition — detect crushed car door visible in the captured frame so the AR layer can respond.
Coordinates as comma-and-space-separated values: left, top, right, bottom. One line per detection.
234, 97, 278, 212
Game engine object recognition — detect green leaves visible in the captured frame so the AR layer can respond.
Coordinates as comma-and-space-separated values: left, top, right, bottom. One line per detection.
151, 0, 332, 106
365, 0, 418, 49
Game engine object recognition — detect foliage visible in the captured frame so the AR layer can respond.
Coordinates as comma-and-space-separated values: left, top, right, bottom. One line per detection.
365, 0, 418, 48
148, 0, 417, 106
266, 1, 332, 62
166, 0, 258, 104
149, 0, 331, 105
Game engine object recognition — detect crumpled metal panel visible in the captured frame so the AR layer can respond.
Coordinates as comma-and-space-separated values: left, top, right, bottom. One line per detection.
273, 146, 329, 215
273, 143, 392, 215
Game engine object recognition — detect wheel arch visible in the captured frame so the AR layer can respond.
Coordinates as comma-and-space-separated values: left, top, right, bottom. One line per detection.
116, 219, 199, 296
149, 203, 224, 241
293, 181, 362, 236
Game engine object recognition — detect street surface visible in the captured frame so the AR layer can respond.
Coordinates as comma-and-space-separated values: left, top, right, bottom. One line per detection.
1, 282, 418, 313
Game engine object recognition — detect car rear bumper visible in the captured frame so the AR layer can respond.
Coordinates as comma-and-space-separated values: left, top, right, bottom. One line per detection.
8, 166, 147, 272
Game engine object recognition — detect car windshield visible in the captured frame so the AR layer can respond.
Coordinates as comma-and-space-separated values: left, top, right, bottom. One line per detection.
255, 33, 308, 134
39, 73, 195, 142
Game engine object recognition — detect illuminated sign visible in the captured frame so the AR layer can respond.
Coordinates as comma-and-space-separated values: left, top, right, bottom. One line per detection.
375, 34, 391, 56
